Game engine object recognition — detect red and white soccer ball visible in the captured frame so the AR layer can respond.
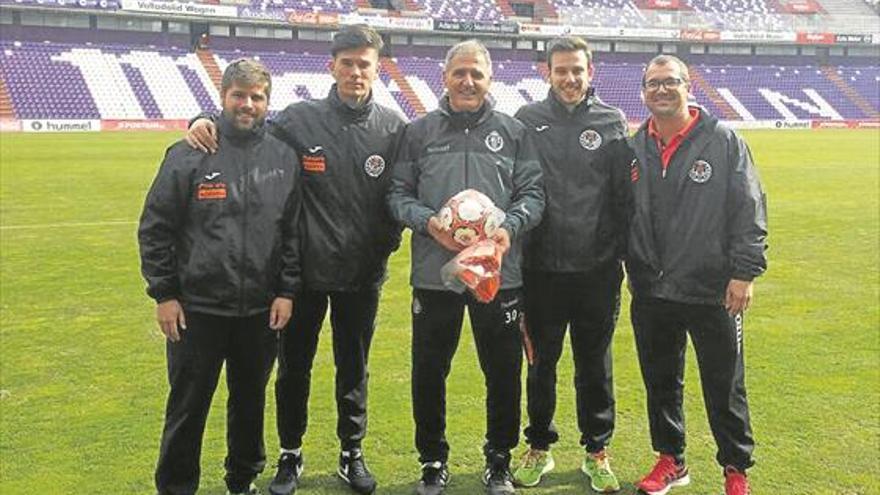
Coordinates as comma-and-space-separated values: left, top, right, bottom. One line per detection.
437, 189, 505, 249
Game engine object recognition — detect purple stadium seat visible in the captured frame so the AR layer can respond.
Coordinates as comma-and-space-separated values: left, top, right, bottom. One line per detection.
0, 39, 876, 122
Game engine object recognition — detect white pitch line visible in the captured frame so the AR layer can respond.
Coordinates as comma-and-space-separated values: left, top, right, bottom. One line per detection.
0, 220, 137, 231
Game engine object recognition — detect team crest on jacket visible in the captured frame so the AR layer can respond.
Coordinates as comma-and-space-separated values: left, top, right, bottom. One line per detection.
485, 131, 504, 152
364, 154, 386, 178
579, 129, 602, 150
689, 160, 712, 183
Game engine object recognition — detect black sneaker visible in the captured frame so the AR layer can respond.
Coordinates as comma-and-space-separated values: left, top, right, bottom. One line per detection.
338, 449, 377, 494
268, 452, 303, 495
416, 461, 450, 495
483, 457, 516, 495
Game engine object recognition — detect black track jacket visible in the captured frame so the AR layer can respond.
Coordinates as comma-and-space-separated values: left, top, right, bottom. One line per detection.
626, 107, 768, 305
195, 87, 407, 291
269, 86, 406, 291
515, 90, 631, 273
139, 117, 302, 317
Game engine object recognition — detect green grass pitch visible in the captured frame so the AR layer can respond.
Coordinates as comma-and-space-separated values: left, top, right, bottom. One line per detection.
1, 129, 877, 494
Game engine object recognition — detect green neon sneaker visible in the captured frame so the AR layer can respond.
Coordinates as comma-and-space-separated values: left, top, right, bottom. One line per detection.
512, 448, 554, 487
581, 449, 620, 493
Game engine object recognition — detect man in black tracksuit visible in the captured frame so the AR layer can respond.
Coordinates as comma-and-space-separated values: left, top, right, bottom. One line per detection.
511, 37, 631, 493
186, 26, 405, 495
140, 59, 301, 495
628, 55, 767, 495
388, 40, 545, 495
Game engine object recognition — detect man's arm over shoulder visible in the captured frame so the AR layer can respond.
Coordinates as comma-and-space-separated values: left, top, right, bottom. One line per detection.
266, 104, 303, 150
726, 130, 768, 281
138, 142, 196, 302
387, 122, 435, 234
188, 111, 215, 128
501, 122, 545, 240
513, 104, 530, 125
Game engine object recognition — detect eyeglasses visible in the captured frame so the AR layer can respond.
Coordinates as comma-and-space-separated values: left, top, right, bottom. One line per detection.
643, 77, 686, 91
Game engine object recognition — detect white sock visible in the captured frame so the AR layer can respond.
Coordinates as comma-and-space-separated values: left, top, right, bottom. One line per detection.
281, 447, 301, 456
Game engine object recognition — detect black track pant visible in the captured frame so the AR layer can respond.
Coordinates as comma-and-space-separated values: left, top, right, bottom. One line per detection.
155, 311, 278, 495
522, 262, 622, 453
411, 289, 523, 464
631, 295, 755, 471
275, 289, 379, 451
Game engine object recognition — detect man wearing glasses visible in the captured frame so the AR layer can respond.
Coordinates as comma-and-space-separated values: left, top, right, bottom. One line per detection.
626, 55, 767, 495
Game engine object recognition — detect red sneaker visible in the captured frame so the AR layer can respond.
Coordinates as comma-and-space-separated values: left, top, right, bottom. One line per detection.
724, 466, 750, 495
636, 454, 690, 495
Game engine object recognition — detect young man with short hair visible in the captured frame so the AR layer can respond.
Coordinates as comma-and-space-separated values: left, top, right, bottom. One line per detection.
186, 25, 406, 495
512, 36, 631, 493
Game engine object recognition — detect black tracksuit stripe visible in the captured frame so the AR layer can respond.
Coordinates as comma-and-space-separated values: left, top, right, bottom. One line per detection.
631, 296, 755, 470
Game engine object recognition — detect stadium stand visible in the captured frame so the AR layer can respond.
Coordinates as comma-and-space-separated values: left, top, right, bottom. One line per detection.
409, 0, 505, 21
685, 0, 787, 31
0, 0, 119, 8
254, 0, 355, 13
552, 0, 647, 27
3, 0, 878, 32
817, 0, 880, 33
1, 37, 877, 123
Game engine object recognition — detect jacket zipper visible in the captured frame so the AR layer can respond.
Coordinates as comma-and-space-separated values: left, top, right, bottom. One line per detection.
238, 148, 249, 314
564, 112, 575, 265
464, 127, 470, 187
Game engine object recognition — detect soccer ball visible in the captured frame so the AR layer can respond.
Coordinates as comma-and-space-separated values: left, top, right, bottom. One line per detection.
437, 189, 505, 249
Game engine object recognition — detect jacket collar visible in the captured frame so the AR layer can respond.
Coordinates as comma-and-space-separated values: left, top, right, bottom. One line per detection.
438, 94, 495, 128
217, 112, 266, 144
546, 87, 595, 115
328, 83, 374, 123
637, 104, 715, 136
